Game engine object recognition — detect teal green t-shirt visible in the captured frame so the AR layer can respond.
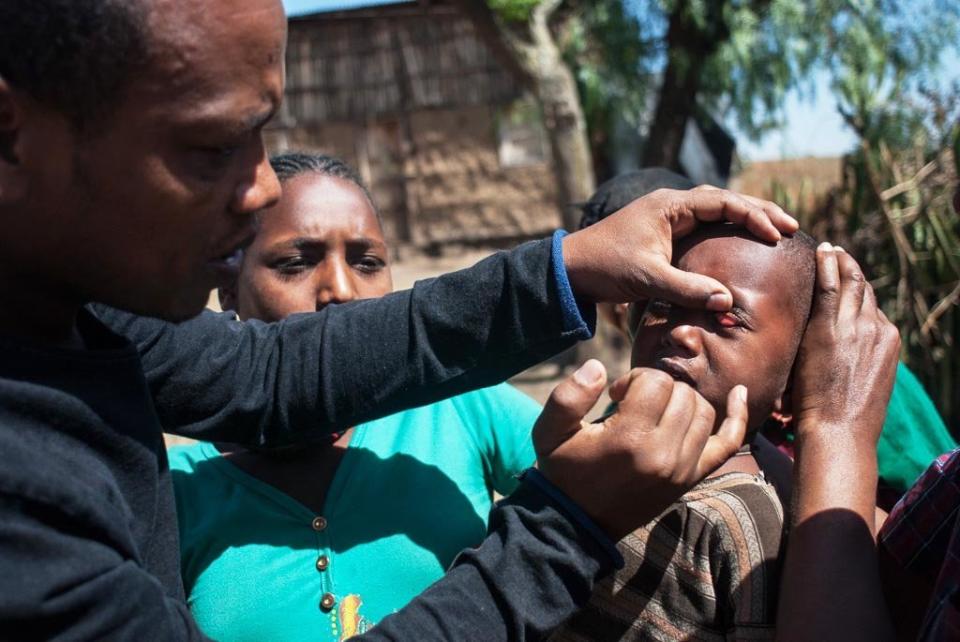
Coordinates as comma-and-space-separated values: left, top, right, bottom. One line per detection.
169, 383, 540, 642
876, 362, 956, 490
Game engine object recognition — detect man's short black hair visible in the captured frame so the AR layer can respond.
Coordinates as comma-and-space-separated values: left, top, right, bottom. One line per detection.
0, 0, 150, 128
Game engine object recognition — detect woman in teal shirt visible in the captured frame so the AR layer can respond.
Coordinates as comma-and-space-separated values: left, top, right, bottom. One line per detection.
168, 153, 540, 641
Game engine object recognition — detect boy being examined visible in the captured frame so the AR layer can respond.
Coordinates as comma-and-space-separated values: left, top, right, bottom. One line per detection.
556, 222, 818, 640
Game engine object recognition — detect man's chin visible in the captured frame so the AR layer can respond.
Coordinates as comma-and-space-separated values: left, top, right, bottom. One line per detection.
102, 288, 213, 323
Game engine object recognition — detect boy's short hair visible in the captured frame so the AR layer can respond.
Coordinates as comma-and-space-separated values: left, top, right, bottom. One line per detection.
579, 168, 696, 229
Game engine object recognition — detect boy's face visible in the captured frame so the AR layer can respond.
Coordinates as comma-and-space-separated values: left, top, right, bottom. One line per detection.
629, 231, 804, 429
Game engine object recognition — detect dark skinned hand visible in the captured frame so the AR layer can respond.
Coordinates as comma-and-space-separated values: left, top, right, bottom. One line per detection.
792, 244, 900, 445
533, 359, 748, 541
562, 185, 799, 311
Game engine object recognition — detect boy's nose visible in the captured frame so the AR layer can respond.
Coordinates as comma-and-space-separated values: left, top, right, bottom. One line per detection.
663, 323, 703, 356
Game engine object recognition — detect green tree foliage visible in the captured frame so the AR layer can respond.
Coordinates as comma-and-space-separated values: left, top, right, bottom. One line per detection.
553, 0, 960, 171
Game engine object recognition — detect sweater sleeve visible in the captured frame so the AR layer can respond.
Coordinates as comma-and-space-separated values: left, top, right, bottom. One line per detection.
358, 480, 616, 641
0, 495, 209, 641
93, 237, 594, 447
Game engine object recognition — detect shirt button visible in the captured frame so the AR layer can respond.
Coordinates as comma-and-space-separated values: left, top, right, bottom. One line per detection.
320, 592, 336, 611
312, 516, 327, 531
316, 555, 330, 572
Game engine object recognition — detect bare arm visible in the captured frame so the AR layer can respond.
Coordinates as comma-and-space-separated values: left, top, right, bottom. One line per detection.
777, 245, 900, 641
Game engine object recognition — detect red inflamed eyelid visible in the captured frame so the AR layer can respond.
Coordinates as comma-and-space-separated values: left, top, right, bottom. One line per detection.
716, 312, 739, 328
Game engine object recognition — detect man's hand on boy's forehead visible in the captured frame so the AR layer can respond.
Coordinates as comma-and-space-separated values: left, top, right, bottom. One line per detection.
562, 186, 798, 311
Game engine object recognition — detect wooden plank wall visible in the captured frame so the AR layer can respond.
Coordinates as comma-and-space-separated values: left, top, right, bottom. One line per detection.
267, 2, 560, 247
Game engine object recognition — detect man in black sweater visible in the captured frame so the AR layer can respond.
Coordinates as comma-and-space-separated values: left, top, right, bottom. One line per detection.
0, 0, 803, 639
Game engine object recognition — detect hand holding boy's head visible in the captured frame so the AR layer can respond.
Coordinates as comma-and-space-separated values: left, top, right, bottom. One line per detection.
629, 224, 817, 431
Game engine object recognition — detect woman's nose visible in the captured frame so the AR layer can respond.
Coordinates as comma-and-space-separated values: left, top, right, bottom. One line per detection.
315, 261, 357, 307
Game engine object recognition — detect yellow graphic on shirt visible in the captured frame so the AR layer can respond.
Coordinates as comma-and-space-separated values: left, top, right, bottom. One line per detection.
338, 594, 373, 640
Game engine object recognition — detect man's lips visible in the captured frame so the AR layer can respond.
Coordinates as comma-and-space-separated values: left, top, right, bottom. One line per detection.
207, 232, 254, 280
653, 357, 697, 388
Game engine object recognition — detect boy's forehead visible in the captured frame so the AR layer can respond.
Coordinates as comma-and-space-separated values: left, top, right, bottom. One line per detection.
675, 232, 802, 318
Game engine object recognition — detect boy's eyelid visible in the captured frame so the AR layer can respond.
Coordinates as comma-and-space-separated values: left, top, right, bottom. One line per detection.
719, 306, 753, 330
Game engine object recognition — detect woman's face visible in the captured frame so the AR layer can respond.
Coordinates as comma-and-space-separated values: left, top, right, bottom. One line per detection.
228, 173, 393, 322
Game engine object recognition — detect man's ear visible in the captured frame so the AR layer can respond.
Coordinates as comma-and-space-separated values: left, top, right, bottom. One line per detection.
0, 76, 27, 205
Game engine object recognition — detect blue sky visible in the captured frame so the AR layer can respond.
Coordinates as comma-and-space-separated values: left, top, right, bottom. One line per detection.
281, 0, 408, 17
733, 51, 960, 161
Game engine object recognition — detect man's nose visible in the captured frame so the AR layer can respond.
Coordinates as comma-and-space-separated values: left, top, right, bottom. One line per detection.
230, 143, 281, 216
315, 260, 357, 307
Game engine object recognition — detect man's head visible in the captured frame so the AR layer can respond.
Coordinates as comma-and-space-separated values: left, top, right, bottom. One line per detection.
0, 0, 287, 328
219, 152, 393, 322
629, 224, 818, 430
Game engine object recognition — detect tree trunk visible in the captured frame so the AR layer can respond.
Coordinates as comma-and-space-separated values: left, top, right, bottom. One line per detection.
641, 2, 716, 170
454, 0, 595, 231
527, 8, 596, 230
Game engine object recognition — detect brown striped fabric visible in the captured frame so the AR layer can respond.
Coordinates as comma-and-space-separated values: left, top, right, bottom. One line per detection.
553, 473, 784, 641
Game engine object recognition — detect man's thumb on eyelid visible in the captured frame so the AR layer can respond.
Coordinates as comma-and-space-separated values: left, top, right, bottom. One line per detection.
533, 360, 607, 458
647, 264, 732, 312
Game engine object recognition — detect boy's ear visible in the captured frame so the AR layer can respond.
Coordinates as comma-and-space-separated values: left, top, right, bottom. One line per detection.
218, 281, 239, 314
0, 77, 28, 205
771, 372, 794, 421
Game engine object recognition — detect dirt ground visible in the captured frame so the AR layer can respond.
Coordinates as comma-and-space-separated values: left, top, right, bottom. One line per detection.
166, 247, 629, 448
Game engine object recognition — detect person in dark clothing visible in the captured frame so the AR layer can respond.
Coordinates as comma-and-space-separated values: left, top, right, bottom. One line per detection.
0, 1, 813, 640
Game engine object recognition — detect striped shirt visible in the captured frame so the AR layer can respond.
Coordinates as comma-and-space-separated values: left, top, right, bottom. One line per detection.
554, 473, 784, 641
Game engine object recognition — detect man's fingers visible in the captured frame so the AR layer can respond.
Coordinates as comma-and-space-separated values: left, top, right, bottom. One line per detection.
694, 385, 748, 479
615, 368, 676, 418
738, 192, 799, 235
608, 369, 640, 404
681, 189, 798, 242
835, 247, 867, 321
645, 261, 733, 311
678, 394, 717, 471
657, 382, 698, 454
862, 275, 879, 315
532, 359, 607, 459
811, 243, 840, 322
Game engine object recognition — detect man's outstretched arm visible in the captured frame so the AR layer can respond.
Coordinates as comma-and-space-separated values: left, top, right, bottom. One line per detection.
98, 187, 796, 449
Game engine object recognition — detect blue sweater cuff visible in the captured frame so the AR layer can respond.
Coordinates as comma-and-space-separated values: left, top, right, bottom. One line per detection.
519, 468, 624, 569
551, 230, 596, 340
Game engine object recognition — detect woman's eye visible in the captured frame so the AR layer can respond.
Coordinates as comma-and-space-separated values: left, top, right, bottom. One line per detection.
715, 312, 741, 328
355, 255, 386, 273
272, 257, 311, 276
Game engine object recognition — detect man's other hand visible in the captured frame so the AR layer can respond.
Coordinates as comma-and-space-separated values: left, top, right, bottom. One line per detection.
533, 359, 748, 541
562, 185, 799, 311
792, 245, 900, 448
